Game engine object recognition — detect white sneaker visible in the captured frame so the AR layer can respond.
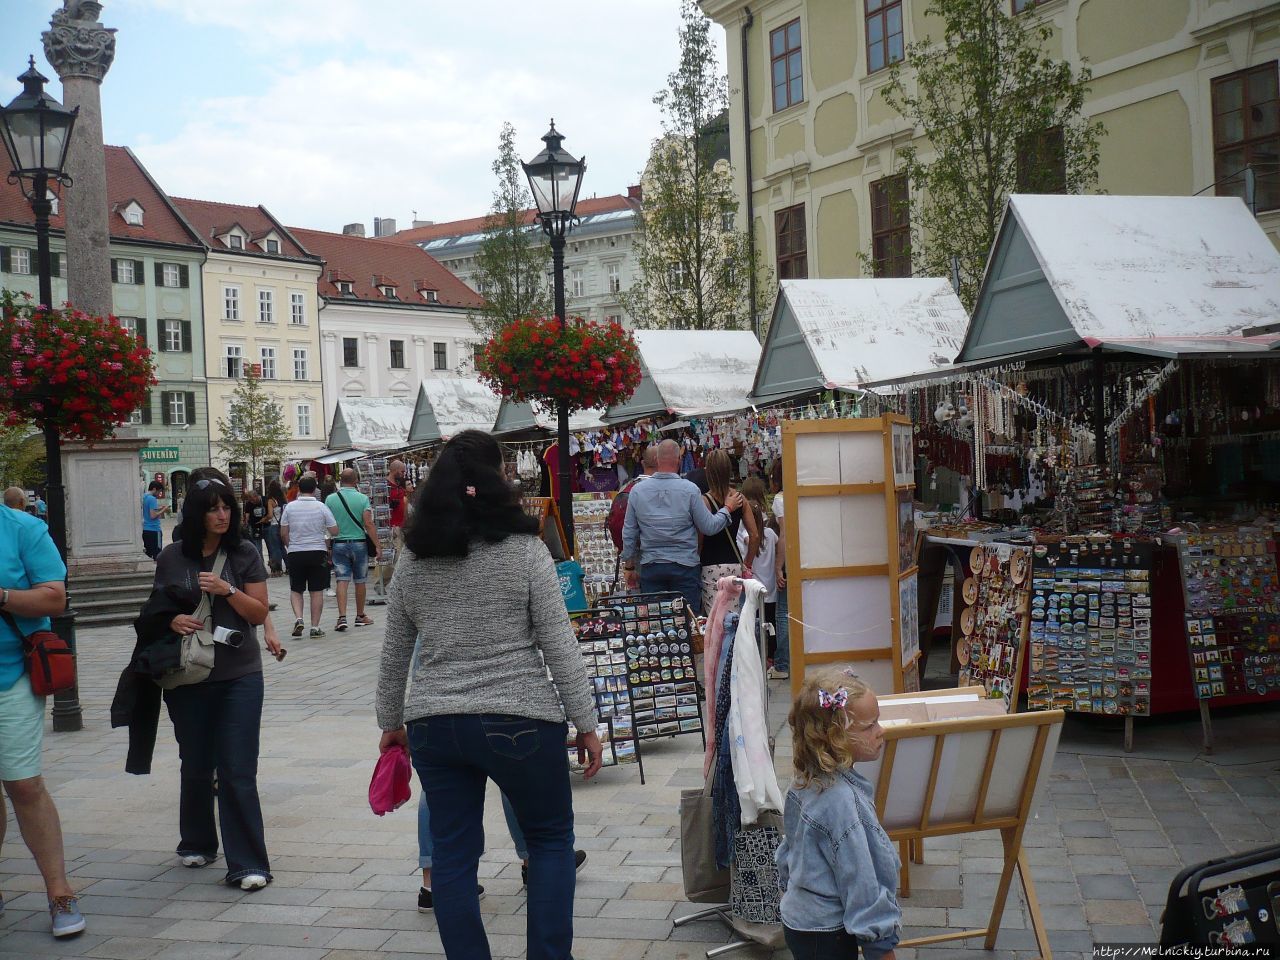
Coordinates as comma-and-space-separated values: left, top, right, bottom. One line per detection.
181, 854, 214, 868
239, 873, 268, 891
767, 667, 789, 680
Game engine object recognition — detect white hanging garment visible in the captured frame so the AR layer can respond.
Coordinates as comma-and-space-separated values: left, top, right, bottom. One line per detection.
728, 579, 784, 824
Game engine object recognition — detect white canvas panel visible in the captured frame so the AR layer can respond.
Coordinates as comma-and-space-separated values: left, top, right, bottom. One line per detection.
797, 496, 846, 568
982, 725, 1041, 819
932, 731, 996, 824
839, 432, 886, 485
800, 578, 891, 653
839, 494, 888, 566
795, 434, 842, 485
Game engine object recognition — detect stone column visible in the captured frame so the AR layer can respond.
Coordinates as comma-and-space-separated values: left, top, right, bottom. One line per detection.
42, 0, 116, 319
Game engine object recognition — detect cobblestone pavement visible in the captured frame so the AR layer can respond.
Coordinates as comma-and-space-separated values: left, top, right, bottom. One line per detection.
2, 572, 1278, 959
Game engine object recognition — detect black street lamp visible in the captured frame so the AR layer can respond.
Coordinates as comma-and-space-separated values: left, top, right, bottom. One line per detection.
0, 57, 82, 731
523, 120, 585, 554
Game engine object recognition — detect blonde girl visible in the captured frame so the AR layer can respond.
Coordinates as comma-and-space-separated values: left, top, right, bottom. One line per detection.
776, 670, 901, 959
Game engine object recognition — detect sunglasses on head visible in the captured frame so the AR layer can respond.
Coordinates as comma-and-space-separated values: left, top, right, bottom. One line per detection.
195, 478, 226, 490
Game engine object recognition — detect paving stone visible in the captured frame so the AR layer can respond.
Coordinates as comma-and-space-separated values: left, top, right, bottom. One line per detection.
1084, 899, 1153, 925
83, 937, 169, 960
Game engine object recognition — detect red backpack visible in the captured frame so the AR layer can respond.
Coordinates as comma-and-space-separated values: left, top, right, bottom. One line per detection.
606, 477, 644, 552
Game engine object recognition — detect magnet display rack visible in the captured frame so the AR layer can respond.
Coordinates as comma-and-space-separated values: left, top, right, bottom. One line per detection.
356, 458, 394, 602
956, 542, 1034, 711
569, 608, 645, 784
572, 492, 619, 605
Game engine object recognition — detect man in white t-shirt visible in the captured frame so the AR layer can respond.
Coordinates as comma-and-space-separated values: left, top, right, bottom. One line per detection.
280, 475, 338, 638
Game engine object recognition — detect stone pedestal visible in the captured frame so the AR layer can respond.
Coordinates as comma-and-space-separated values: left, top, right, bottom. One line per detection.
61, 434, 152, 579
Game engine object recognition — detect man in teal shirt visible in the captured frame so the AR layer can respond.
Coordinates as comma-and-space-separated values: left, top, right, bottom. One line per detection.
0, 503, 86, 937
325, 467, 381, 632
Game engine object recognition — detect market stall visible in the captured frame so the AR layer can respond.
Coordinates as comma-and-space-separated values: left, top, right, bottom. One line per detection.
603, 329, 761, 423
404, 377, 503, 447
326, 396, 416, 455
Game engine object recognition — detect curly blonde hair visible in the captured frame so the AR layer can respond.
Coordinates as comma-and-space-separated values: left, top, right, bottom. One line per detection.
788, 669, 873, 788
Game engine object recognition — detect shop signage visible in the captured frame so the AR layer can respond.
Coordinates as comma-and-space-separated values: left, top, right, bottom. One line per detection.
140, 446, 181, 464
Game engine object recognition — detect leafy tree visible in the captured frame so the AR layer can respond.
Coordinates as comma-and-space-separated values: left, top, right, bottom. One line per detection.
215, 368, 292, 485
471, 122, 552, 338
880, 0, 1103, 308
622, 0, 768, 332
0, 421, 43, 489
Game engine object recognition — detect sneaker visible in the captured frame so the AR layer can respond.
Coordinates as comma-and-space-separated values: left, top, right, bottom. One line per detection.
418, 885, 485, 912
291, 618, 304, 638
767, 667, 789, 680
239, 874, 269, 891
326, 588, 336, 597
521, 850, 587, 888
181, 853, 215, 868
335, 616, 348, 632
354, 614, 374, 627
49, 895, 85, 938
310, 626, 325, 638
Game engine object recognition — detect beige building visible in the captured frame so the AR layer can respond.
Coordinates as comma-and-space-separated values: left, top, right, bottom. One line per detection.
171, 198, 326, 480
699, 0, 1280, 292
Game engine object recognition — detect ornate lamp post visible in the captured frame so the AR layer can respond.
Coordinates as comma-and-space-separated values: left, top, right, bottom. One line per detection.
523, 120, 585, 553
0, 57, 82, 731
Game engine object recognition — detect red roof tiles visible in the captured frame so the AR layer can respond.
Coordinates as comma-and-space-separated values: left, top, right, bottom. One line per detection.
288, 227, 483, 309
169, 196, 315, 260
386, 194, 637, 245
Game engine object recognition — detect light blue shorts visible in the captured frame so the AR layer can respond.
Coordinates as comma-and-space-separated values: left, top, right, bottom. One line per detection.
331, 540, 369, 584
0, 674, 45, 781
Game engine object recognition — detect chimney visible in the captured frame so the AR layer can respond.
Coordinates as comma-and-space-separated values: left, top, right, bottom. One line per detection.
342, 222, 366, 237
627, 184, 643, 202
373, 217, 398, 238
412, 219, 434, 229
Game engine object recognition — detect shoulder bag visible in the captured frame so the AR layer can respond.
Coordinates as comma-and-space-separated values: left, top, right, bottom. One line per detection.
156, 550, 228, 690
0, 608, 75, 696
335, 490, 377, 556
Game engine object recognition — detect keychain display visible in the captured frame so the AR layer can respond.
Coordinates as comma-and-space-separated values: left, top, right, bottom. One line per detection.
957, 543, 1032, 708
572, 493, 619, 605
1025, 536, 1155, 716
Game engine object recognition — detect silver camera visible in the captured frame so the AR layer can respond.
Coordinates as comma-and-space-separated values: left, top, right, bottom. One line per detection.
211, 625, 244, 648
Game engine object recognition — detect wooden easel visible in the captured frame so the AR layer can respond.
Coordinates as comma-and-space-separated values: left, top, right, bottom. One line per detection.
869, 688, 1064, 960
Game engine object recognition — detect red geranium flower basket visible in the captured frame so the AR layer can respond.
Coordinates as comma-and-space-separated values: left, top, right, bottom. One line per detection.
1, 290, 157, 442
476, 315, 642, 415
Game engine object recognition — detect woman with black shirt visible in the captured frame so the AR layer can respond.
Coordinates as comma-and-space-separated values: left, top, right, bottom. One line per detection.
153, 475, 281, 890
698, 449, 760, 613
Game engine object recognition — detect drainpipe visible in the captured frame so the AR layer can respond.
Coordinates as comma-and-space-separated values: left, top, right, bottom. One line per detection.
741, 7, 758, 336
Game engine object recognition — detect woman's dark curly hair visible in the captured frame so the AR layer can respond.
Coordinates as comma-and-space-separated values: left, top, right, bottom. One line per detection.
177, 472, 242, 560
404, 430, 538, 558
265, 479, 286, 505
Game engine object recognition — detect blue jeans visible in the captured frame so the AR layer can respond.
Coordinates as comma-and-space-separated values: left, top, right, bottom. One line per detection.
331, 540, 369, 583
408, 714, 577, 960
264, 525, 285, 571
418, 786, 527, 868
774, 585, 791, 671
163, 672, 271, 884
640, 561, 704, 614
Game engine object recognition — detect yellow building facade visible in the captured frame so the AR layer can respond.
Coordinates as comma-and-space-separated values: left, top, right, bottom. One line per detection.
700, 0, 1280, 293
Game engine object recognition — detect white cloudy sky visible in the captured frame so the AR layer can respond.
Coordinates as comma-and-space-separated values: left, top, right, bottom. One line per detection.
0, 0, 726, 232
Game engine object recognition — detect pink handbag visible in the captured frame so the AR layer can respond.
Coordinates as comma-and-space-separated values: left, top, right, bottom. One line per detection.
368, 744, 412, 816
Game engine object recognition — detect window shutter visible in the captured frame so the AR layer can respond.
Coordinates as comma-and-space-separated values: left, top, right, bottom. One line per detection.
140, 391, 152, 424
133, 260, 144, 283
110, 258, 119, 282
135, 319, 147, 350
181, 320, 192, 352
185, 392, 196, 425
179, 265, 190, 288
50, 252, 60, 277
0, 248, 9, 273
156, 323, 168, 352
154, 262, 164, 286
161, 392, 172, 425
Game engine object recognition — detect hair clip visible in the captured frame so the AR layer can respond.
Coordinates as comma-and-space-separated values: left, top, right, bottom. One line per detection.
817, 687, 848, 710
464, 486, 476, 497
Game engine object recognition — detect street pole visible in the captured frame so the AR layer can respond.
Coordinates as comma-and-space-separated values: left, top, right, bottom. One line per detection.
31, 169, 82, 732
550, 232, 574, 555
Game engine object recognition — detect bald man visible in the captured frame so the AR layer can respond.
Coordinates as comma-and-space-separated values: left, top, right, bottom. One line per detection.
619, 439, 743, 614
3, 487, 27, 512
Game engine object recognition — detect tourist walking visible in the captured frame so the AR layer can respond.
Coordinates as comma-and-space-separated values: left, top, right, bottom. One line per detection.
0, 503, 85, 938
698, 449, 759, 613
776, 670, 900, 959
142, 480, 169, 561
280, 475, 338, 638
241, 489, 266, 561
620, 439, 743, 615
386, 459, 413, 571
325, 468, 380, 632
2, 487, 26, 512
149, 475, 280, 890
262, 480, 286, 576
377, 429, 601, 960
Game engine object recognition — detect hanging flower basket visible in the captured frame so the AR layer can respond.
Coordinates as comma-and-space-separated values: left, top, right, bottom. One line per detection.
1, 290, 156, 442
476, 315, 642, 415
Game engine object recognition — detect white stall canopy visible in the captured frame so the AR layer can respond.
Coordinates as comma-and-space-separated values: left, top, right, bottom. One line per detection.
604, 329, 761, 423
406, 378, 502, 445
751, 279, 969, 403
491, 399, 607, 436
326, 396, 415, 453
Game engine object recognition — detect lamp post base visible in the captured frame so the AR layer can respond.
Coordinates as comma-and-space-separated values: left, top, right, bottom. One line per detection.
49, 607, 82, 732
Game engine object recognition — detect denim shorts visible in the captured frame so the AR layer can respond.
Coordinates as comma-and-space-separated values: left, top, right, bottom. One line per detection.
0, 674, 45, 781
331, 540, 369, 583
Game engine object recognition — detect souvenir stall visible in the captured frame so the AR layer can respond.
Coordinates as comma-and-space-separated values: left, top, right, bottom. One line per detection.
877, 195, 1280, 749
325, 396, 415, 459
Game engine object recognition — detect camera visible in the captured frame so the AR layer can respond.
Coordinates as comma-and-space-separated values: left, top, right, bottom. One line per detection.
211, 625, 244, 648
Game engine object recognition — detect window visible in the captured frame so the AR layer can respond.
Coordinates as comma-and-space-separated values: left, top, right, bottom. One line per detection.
570, 269, 585, 297
775, 203, 807, 279
163, 318, 184, 352
128, 392, 146, 425
114, 258, 135, 284
10, 248, 31, 274
343, 337, 359, 367
865, 0, 904, 74
161, 263, 182, 288
258, 289, 274, 324
293, 347, 308, 380
605, 314, 623, 325
225, 344, 243, 379
290, 292, 305, 325
117, 316, 138, 338
296, 403, 312, 437
379, 284, 398, 299
223, 285, 240, 321
668, 262, 687, 289
228, 234, 244, 250
1213, 63, 1280, 212
259, 346, 276, 380
770, 19, 803, 112
265, 239, 281, 254
124, 204, 142, 226
721, 211, 736, 233
1012, 0, 1037, 12
607, 263, 621, 294
167, 392, 187, 426
390, 339, 406, 369
471, 344, 483, 369
336, 280, 354, 296
433, 342, 448, 370
870, 175, 911, 277
422, 289, 438, 303
1016, 126, 1067, 194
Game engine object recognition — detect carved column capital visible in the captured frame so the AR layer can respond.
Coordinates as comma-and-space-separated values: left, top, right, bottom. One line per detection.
43, 2, 117, 83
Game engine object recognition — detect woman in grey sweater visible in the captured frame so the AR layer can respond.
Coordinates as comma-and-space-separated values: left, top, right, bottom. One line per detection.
376, 430, 601, 960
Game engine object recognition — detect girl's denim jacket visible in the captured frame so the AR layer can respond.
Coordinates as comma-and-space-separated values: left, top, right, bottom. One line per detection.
775, 766, 902, 958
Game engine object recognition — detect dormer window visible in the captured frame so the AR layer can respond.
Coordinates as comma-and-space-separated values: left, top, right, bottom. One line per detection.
265, 239, 280, 254
228, 235, 244, 250
256, 231, 283, 255
336, 281, 354, 296
121, 200, 144, 226
380, 285, 398, 300
422, 289, 438, 303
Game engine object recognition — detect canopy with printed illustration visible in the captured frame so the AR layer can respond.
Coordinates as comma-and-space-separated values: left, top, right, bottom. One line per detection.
406, 378, 502, 445
327, 396, 416, 452
604, 329, 760, 422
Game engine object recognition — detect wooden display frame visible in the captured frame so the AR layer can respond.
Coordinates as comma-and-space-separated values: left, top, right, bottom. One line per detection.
871, 687, 1065, 960
523, 496, 569, 560
782, 415, 920, 698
